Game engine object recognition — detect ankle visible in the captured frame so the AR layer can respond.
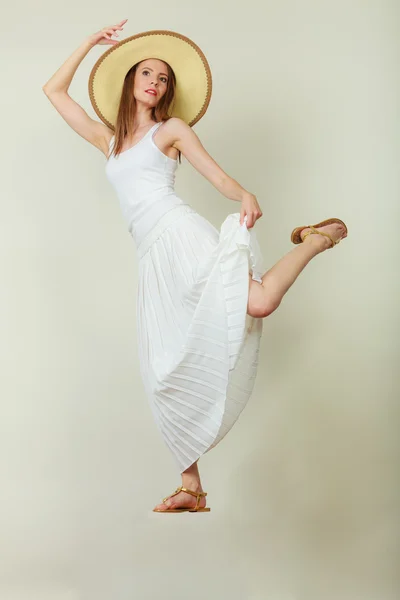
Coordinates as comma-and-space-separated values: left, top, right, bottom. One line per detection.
181, 478, 203, 492
303, 233, 328, 252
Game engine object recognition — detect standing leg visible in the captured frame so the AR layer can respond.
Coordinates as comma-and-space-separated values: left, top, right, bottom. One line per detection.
153, 460, 207, 511
247, 221, 347, 318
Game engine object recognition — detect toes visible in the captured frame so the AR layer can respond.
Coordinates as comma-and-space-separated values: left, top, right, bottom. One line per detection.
154, 501, 172, 511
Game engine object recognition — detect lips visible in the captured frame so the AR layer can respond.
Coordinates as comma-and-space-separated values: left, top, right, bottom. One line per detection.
145, 89, 157, 96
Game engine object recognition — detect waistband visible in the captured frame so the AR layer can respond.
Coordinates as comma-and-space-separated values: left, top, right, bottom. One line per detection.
134, 204, 197, 259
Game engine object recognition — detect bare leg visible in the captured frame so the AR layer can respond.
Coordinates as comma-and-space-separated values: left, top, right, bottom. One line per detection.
153, 460, 207, 511
247, 222, 347, 318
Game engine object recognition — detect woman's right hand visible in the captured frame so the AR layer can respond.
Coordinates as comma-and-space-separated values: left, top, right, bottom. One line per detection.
87, 19, 128, 47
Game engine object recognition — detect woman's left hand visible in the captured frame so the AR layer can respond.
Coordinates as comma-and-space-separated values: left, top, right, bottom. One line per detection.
240, 194, 263, 229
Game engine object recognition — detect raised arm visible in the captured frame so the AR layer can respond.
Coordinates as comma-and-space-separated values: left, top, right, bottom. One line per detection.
42, 20, 127, 156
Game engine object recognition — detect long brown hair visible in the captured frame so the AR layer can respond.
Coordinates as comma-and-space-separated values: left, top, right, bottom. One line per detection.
108, 59, 181, 164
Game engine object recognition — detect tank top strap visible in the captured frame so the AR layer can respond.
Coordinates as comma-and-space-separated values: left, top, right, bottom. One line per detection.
153, 121, 164, 131
107, 121, 165, 159
151, 121, 165, 138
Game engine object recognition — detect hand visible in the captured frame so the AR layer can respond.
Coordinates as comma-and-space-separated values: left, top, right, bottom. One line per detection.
87, 19, 128, 47
240, 194, 263, 229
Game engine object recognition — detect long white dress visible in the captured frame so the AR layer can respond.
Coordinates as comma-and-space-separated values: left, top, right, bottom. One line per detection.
105, 120, 265, 473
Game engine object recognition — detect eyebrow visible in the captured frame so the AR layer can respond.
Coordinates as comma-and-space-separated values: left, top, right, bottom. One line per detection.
141, 66, 168, 77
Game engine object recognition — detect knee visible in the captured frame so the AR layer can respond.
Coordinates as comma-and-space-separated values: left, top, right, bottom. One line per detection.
249, 295, 281, 318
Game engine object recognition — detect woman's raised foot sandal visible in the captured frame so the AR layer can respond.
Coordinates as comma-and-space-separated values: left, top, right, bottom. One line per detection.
153, 485, 211, 513
290, 218, 348, 249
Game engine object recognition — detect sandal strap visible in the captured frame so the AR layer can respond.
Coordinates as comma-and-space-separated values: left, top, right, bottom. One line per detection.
180, 486, 207, 497
180, 486, 207, 510
162, 486, 207, 510
303, 225, 337, 248
162, 486, 183, 503
181, 487, 207, 510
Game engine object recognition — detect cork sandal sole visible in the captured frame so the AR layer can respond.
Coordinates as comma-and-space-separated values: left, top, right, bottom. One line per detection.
291, 218, 348, 246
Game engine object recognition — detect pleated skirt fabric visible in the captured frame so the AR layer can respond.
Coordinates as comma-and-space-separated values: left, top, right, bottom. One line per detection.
135, 204, 264, 473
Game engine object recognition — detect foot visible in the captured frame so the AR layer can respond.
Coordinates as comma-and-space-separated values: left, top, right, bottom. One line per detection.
301, 222, 347, 250
153, 484, 207, 511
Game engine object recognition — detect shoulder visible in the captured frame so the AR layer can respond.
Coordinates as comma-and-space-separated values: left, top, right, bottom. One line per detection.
162, 118, 194, 149
163, 117, 191, 135
164, 116, 187, 126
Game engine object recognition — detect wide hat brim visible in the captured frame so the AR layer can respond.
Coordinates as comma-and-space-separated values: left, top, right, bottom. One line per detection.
88, 29, 212, 129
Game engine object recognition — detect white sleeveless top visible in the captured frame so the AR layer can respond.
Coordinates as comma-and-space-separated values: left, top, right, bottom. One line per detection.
105, 121, 189, 247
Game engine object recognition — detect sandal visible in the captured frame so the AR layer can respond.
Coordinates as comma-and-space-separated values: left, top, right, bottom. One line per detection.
153, 486, 211, 513
290, 218, 348, 248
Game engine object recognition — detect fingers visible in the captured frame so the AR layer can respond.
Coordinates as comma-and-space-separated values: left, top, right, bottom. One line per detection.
102, 19, 128, 41
240, 213, 262, 229
104, 28, 119, 37
107, 18, 128, 31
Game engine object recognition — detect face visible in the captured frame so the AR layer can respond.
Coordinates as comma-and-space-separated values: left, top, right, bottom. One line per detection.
134, 58, 169, 105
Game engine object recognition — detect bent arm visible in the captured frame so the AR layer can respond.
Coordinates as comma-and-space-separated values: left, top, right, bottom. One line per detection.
42, 39, 93, 94
42, 39, 111, 155
168, 117, 255, 203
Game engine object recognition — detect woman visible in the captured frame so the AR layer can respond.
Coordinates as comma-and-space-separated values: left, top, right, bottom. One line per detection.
43, 21, 348, 513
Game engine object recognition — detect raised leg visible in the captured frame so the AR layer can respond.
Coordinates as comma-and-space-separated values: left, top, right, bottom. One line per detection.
247, 221, 347, 318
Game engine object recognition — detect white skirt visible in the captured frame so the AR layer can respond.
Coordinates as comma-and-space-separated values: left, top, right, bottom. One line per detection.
135, 204, 265, 473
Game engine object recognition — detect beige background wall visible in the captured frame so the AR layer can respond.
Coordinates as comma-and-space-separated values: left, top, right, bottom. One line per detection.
1, 0, 398, 599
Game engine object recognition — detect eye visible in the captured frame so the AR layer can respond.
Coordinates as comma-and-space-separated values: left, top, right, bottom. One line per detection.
142, 70, 167, 84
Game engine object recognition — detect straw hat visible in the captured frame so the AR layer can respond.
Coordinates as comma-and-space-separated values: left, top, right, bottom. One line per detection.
88, 29, 212, 129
